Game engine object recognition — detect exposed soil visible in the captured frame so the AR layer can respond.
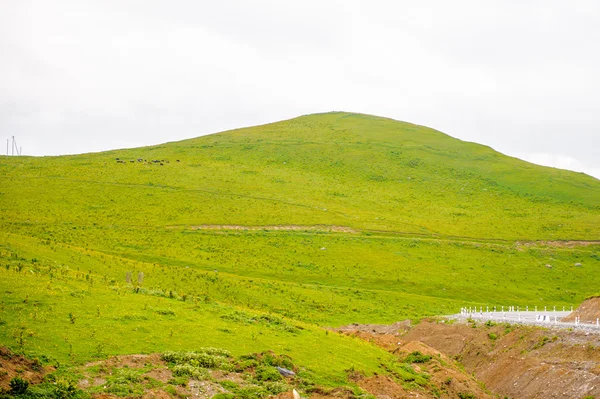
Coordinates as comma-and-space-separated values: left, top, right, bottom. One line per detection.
188, 224, 359, 233
84, 354, 164, 370
0, 347, 54, 391
563, 296, 600, 323
516, 240, 600, 248
334, 321, 411, 336
342, 332, 494, 398
338, 319, 600, 399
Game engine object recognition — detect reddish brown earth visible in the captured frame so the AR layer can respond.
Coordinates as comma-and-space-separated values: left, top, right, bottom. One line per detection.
339, 319, 600, 399
563, 296, 600, 323
0, 347, 54, 391
339, 327, 495, 399
516, 240, 600, 248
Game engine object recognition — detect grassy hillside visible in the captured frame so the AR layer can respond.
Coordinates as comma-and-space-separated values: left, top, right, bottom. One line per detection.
1, 111, 599, 391
2, 112, 599, 239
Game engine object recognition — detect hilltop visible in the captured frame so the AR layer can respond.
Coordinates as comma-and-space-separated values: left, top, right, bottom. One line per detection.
0, 112, 599, 396
2, 112, 599, 240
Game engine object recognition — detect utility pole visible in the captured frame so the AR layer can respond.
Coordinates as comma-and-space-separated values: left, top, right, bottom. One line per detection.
9, 136, 22, 156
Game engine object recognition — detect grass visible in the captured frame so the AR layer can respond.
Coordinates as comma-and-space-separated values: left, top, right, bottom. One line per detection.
0, 111, 599, 390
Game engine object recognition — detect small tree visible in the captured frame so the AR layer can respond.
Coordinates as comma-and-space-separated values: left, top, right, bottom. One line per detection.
10, 377, 29, 395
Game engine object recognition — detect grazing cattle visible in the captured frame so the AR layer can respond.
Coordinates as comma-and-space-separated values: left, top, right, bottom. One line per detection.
129, 160, 134, 163
160, 163, 164, 166
176, 160, 180, 162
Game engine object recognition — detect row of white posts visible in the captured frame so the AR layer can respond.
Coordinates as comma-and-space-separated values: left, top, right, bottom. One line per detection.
459, 306, 600, 328
460, 306, 573, 313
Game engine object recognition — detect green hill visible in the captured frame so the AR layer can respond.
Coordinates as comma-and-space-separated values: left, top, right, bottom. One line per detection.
2, 112, 598, 239
1, 112, 599, 391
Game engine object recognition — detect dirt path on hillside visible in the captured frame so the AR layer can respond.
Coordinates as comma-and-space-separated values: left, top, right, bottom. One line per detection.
187, 224, 359, 233
337, 319, 600, 399
516, 240, 600, 247
172, 225, 600, 248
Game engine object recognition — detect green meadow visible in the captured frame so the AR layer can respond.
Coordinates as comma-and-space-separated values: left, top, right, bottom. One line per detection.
1, 112, 599, 390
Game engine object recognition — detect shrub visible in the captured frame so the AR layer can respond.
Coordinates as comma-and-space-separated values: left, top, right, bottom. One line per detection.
162, 349, 230, 369
52, 378, 78, 399
254, 365, 282, 382
262, 381, 289, 395
488, 333, 498, 340
259, 352, 294, 370
219, 380, 238, 390
234, 386, 267, 399
404, 351, 432, 364
172, 364, 208, 380
9, 377, 29, 395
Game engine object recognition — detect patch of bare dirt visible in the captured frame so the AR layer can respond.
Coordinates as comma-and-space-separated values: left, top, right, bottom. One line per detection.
335, 322, 494, 399
342, 319, 600, 399
335, 321, 411, 335
187, 224, 359, 233
563, 296, 600, 323
0, 347, 54, 390
357, 375, 410, 399
142, 389, 172, 399
143, 368, 172, 384
516, 240, 600, 248
309, 387, 356, 398
91, 394, 120, 399
210, 369, 245, 384
187, 379, 226, 398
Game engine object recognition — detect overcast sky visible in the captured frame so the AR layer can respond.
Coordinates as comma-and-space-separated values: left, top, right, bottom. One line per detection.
1, 0, 599, 178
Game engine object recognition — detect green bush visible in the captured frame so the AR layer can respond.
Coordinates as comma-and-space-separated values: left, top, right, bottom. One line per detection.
254, 365, 282, 382
403, 351, 432, 364
218, 380, 238, 390
259, 352, 294, 370
52, 378, 78, 399
162, 349, 230, 369
10, 377, 29, 395
262, 381, 289, 395
234, 386, 267, 399
172, 364, 209, 380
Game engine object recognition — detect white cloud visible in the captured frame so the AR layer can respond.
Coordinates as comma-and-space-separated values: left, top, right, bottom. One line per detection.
0, 0, 599, 179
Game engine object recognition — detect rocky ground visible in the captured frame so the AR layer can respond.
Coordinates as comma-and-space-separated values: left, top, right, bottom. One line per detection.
4, 301, 600, 399
337, 318, 600, 399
